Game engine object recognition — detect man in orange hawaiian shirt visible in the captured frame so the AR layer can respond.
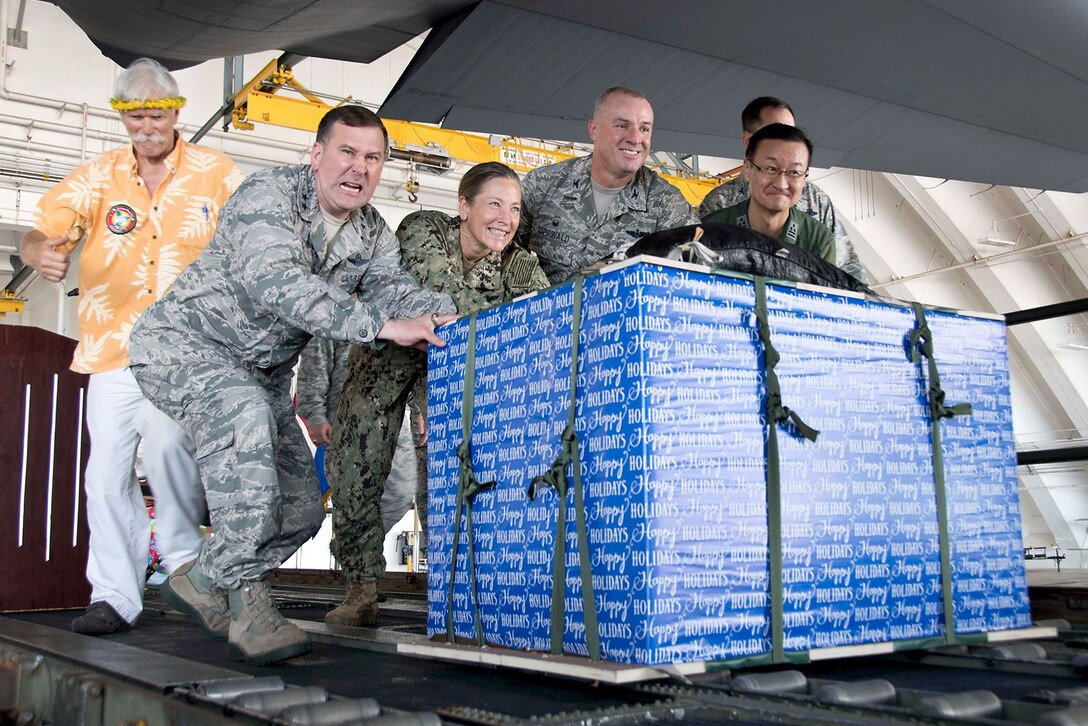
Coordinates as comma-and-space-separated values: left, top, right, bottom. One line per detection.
19, 58, 243, 635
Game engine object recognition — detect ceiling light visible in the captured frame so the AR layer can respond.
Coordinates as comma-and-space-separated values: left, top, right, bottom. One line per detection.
978, 234, 1016, 247
1059, 322, 1088, 351
978, 195, 1021, 247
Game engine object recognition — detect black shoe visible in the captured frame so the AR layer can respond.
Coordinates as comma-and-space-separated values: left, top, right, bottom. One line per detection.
71, 602, 133, 635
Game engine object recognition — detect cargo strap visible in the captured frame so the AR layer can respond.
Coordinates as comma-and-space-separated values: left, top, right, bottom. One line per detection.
527, 276, 601, 661
909, 302, 972, 646
753, 278, 821, 445
446, 313, 496, 647
753, 276, 820, 663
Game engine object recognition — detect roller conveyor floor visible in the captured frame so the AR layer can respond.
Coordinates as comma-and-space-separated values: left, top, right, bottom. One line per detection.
6, 576, 1088, 725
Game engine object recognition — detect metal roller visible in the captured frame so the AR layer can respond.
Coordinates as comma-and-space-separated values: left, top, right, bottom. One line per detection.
990, 642, 1048, 660
197, 675, 285, 702
278, 697, 382, 724
815, 679, 897, 706
730, 670, 807, 695
1031, 687, 1088, 706
232, 685, 329, 714
916, 690, 1002, 719
1038, 706, 1088, 726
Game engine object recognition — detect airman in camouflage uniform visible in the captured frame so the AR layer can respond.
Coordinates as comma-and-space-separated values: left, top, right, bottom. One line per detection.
327, 163, 549, 626
697, 96, 868, 283
129, 106, 455, 665
295, 337, 350, 444
296, 336, 423, 532
520, 87, 697, 284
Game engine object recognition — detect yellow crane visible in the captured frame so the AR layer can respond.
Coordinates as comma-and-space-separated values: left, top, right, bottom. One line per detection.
0, 289, 25, 316
229, 58, 722, 205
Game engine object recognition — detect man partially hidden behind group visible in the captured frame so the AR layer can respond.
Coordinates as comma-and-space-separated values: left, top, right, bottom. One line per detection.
703, 123, 836, 265
295, 335, 428, 570
699, 96, 867, 282
520, 86, 698, 284
325, 162, 549, 626
128, 105, 457, 665
19, 58, 242, 635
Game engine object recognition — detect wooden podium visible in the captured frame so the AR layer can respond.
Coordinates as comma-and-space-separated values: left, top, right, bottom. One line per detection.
0, 325, 91, 611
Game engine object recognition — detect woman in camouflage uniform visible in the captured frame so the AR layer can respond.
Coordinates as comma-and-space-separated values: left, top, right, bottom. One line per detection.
326, 162, 549, 626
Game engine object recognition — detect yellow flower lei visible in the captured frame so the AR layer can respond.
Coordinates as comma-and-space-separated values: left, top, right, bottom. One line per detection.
110, 97, 186, 111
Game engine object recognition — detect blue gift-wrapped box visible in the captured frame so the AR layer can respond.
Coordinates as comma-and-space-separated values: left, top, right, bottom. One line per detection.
426, 258, 1030, 666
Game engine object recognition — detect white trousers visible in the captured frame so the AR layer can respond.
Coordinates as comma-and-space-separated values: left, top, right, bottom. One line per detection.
380, 412, 420, 534
84, 367, 206, 623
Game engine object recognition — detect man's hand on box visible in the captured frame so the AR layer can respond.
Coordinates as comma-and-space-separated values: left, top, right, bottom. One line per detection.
377, 312, 458, 351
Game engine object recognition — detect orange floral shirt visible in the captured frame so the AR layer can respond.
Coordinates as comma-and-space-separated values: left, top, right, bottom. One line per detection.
33, 137, 244, 373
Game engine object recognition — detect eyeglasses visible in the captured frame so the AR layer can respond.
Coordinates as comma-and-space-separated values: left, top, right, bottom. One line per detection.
747, 159, 808, 180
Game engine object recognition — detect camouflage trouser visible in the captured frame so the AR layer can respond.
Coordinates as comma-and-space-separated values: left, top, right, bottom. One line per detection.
131, 358, 325, 589
328, 343, 427, 582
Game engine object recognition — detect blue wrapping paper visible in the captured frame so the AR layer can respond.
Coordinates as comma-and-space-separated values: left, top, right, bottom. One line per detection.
426, 260, 1030, 665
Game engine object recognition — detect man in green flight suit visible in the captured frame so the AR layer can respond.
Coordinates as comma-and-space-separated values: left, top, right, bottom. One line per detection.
702, 124, 837, 266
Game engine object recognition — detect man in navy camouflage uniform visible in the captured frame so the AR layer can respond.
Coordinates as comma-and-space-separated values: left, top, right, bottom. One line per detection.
129, 105, 456, 665
520, 86, 698, 284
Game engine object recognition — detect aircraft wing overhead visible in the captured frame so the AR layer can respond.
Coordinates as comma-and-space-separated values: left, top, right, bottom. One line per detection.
46, 0, 1088, 191
44, 0, 474, 69
378, 0, 1088, 193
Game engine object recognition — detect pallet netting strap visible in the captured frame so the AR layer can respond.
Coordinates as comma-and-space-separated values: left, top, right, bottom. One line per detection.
907, 304, 973, 422
752, 277, 819, 663
445, 313, 496, 646
908, 302, 972, 646
752, 278, 820, 445
526, 276, 601, 661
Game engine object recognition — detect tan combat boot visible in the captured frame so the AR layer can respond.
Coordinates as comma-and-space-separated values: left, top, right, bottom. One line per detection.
227, 581, 311, 665
160, 559, 230, 639
324, 581, 379, 626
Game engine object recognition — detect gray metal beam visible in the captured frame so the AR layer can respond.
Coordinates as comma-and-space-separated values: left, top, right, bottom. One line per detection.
1018, 446, 1088, 467
1005, 297, 1088, 326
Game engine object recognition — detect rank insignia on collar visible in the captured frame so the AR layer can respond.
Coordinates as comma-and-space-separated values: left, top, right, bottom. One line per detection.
785, 220, 799, 242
